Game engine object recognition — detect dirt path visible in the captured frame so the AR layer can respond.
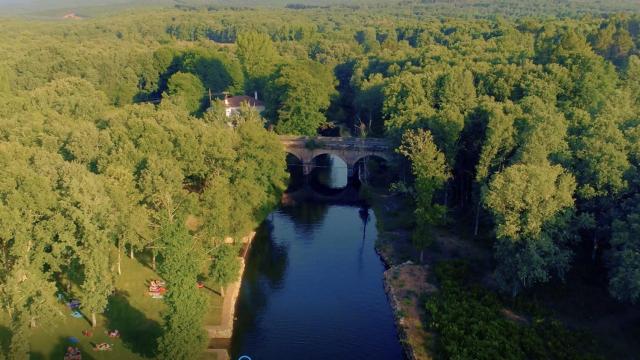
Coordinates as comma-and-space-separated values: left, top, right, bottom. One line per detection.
384, 263, 436, 360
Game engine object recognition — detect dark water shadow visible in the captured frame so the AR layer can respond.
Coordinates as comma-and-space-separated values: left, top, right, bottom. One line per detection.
285, 153, 305, 192
230, 222, 289, 356
104, 290, 161, 358
245, 222, 289, 289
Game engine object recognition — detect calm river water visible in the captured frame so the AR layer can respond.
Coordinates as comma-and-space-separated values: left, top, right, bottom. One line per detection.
229, 201, 404, 360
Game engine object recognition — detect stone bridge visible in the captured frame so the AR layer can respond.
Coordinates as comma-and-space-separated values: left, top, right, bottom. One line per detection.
279, 135, 395, 177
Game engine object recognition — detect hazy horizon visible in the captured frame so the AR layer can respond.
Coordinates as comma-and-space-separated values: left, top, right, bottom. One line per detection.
0, 0, 364, 15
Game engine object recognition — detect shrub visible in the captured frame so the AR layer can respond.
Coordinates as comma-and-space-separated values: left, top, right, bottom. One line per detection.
425, 261, 602, 360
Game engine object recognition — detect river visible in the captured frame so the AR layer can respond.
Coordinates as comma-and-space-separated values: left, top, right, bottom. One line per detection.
229, 156, 404, 359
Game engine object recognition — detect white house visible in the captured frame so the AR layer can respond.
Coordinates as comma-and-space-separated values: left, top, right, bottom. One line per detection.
223, 92, 265, 117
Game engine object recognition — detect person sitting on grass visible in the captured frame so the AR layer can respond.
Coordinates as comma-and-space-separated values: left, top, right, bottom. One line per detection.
149, 280, 167, 294
67, 299, 81, 309
107, 329, 120, 338
64, 346, 82, 360
82, 329, 93, 337
94, 343, 112, 351
149, 280, 165, 289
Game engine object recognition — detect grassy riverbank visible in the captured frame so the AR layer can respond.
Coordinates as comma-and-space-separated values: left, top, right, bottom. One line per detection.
364, 185, 630, 360
0, 255, 221, 359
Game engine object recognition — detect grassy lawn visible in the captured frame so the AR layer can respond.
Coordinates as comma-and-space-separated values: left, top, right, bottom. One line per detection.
0, 255, 223, 359
201, 280, 224, 327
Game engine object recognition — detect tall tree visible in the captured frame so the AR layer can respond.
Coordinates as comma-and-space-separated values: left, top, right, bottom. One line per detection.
236, 31, 278, 93
165, 72, 205, 115
485, 163, 576, 295
156, 220, 207, 360
104, 165, 150, 274
209, 244, 241, 297
267, 61, 336, 136
397, 129, 450, 262
608, 197, 640, 303
472, 99, 516, 235
58, 164, 115, 328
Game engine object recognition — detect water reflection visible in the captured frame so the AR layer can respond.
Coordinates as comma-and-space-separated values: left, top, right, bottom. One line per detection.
232, 220, 289, 336
278, 202, 329, 237
357, 205, 371, 274
230, 203, 403, 360
310, 154, 348, 193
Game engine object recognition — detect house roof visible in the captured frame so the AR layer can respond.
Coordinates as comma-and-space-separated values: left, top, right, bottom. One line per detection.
225, 95, 264, 108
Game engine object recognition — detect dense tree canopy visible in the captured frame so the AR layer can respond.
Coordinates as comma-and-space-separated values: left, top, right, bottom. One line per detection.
1, 1, 640, 356
0, 39, 286, 353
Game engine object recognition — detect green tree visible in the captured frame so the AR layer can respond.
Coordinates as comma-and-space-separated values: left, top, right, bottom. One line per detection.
165, 71, 205, 115
236, 31, 278, 93
104, 165, 150, 275
156, 221, 207, 360
383, 72, 435, 138
0, 144, 64, 338
565, 101, 631, 260
57, 164, 115, 328
0, 63, 12, 94
608, 197, 640, 303
267, 61, 336, 136
353, 72, 386, 136
485, 163, 576, 295
472, 99, 516, 235
209, 244, 241, 297
180, 48, 244, 95
29, 77, 107, 120
397, 129, 450, 262
230, 109, 288, 234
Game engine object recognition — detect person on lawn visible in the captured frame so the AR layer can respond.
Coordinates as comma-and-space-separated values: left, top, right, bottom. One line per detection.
94, 343, 112, 351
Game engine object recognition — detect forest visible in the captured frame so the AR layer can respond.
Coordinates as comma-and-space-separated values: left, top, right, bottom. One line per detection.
1, 0, 640, 358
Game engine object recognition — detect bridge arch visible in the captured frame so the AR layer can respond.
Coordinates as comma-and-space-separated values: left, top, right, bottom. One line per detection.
309, 152, 349, 168
279, 135, 395, 177
352, 154, 393, 186
285, 151, 303, 164
308, 153, 349, 190
351, 153, 392, 166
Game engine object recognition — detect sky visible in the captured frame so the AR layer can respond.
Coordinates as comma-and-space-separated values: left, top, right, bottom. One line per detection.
0, 0, 176, 13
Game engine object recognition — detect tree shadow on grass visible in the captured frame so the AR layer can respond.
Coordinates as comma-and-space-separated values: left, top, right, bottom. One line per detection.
45, 336, 97, 360
0, 324, 10, 354
104, 290, 161, 358
135, 249, 159, 273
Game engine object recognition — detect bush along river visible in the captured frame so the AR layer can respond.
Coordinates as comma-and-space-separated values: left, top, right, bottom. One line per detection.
229, 155, 404, 359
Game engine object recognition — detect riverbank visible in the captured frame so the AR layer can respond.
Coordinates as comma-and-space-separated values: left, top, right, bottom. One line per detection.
367, 187, 491, 360
205, 232, 257, 359
368, 185, 640, 360
367, 189, 435, 360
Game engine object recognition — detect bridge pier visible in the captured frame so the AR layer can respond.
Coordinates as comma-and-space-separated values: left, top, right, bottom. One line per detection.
302, 162, 314, 176
347, 164, 355, 178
